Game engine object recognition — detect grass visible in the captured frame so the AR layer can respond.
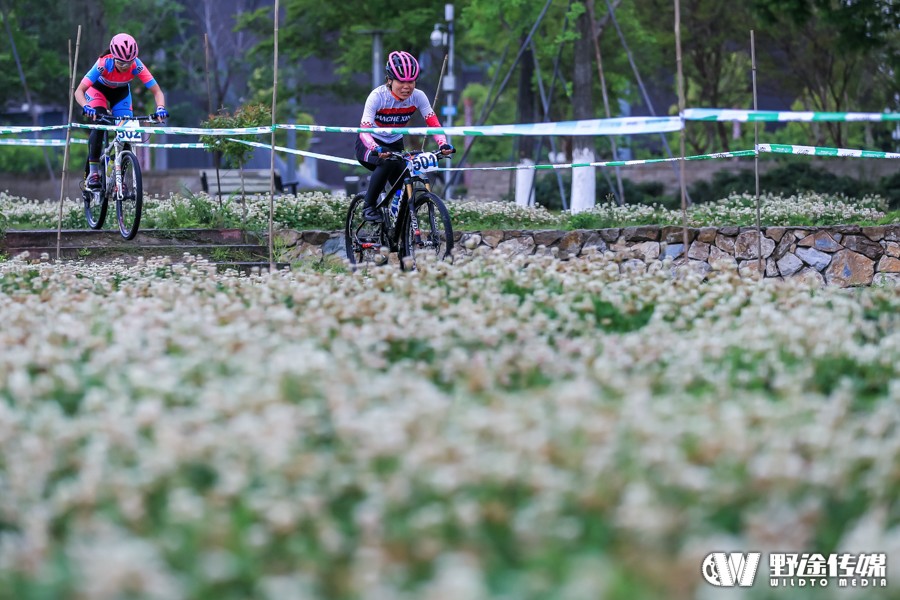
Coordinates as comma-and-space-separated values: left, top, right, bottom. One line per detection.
2, 190, 896, 236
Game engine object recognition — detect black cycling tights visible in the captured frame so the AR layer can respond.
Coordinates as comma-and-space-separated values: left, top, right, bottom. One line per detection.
354, 137, 405, 208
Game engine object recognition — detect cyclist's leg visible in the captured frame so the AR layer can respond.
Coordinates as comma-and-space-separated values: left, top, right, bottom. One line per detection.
84, 87, 110, 186
109, 86, 134, 118
354, 138, 404, 222
109, 87, 135, 152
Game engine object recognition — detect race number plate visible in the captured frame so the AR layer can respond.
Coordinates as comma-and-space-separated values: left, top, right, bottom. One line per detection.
116, 121, 143, 142
411, 152, 441, 172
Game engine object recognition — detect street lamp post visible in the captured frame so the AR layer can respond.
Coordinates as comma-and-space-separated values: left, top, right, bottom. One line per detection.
358, 29, 395, 88
430, 3, 455, 199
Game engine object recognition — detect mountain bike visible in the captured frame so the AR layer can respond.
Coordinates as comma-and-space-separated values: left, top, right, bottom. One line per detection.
344, 150, 454, 271
81, 114, 159, 240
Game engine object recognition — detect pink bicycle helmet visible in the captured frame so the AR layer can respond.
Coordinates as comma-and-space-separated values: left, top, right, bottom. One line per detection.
385, 50, 419, 82
109, 33, 138, 62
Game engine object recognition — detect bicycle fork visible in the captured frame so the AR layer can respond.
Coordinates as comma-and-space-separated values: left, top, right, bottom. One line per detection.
404, 184, 424, 248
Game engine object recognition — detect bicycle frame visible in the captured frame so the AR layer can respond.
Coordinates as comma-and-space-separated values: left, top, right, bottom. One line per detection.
96, 116, 151, 201
345, 149, 454, 269
82, 114, 158, 239
375, 151, 445, 252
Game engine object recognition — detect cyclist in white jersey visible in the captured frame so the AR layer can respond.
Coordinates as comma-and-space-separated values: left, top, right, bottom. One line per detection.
355, 50, 454, 222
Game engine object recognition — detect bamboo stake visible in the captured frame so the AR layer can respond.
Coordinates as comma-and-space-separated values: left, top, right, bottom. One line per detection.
674, 0, 688, 253
423, 54, 448, 152
57, 27, 81, 261
752, 30, 762, 275
269, 0, 280, 271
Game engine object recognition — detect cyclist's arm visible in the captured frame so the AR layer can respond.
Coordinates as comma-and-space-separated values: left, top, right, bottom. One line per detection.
130, 59, 166, 114
359, 88, 388, 156
74, 62, 100, 110
74, 80, 90, 110
148, 83, 166, 110
411, 89, 448, 148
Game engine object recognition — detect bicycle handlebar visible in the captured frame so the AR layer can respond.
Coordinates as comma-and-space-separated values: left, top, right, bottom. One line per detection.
382, 148, 456, 161
91, 114, 165, 124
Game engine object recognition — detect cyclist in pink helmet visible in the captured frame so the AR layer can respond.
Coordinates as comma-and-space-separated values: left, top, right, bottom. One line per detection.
74, 33, 168, 189
355, 50, 454, 222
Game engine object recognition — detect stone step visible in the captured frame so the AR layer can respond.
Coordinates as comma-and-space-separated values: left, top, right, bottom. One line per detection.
215, 262, 291, 274
3, 228, 265, 248
5, 244, 269, 262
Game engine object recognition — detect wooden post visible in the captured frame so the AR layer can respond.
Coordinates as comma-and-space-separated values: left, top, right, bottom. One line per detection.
674, 0, 688, 253
269, 0, 280, 271
752, 30, 762, 275
57, 27, 81, 261
423, 55, 448, 152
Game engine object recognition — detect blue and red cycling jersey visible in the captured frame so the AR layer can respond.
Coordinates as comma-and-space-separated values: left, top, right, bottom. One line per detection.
81, 54, 157, 90
80, 54, 159, 116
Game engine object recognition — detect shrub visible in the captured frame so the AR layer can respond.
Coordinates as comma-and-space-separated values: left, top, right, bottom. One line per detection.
688, 161, 877, 204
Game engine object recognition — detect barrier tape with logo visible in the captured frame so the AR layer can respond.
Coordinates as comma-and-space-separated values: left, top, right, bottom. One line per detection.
757, 143, 900, 159
684, 108, 900, 122
4, 109, 900, 139
0, 138, 207, 149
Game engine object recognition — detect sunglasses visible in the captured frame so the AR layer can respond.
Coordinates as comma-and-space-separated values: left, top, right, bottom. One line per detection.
114, 59, 132, 67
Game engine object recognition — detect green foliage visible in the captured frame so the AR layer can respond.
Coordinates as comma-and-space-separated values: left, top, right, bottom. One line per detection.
687, 161, 877, 205
245, 66, 315, 151
0, 0, 192, 115
590, 298, 655, 333
876, 171, 900, 211
199, 103, 272, 170
458, 83, 517, 164
141, 194, 242, 230
533, 171, 675, 211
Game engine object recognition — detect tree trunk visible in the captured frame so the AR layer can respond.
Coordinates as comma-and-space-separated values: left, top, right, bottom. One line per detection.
571, 2, 596, 214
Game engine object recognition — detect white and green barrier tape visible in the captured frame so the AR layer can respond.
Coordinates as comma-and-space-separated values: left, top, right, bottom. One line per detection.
5, 110, 900, 139
439, 150, 758, 171
278, 116, 684, 137
0, 125, 70, 134
66, 115, 683, 137
0, 138, 204, 149
0, 138, 85, 146
228, 139, 359, 165
757, 143, 900, 158
685, 108, 900, 122
70, 123, 274, 136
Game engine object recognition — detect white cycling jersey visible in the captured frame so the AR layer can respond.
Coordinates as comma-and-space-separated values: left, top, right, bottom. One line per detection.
359, 85, 447, 151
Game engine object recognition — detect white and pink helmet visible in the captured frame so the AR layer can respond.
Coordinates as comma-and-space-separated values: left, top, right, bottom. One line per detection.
109, 33, 138, 62
385, 50, 419, 82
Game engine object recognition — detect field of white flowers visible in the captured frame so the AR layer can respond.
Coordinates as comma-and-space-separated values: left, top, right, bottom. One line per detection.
0, 189, 894, 233
1, 248, 899, 600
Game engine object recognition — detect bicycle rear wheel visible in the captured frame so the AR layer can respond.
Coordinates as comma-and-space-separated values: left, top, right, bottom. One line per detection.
344, 193, 386, 269
401, 191, 454, 269
82, 157, 108, 230
116, 151, 143, 240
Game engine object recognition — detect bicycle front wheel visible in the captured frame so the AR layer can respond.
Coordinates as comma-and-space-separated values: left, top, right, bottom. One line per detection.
401, 192, 454, 269
116, 151, 143, 240
82, 157, 108, 230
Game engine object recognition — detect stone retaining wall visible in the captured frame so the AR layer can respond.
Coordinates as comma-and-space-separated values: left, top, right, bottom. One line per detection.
278, 224, 900, 287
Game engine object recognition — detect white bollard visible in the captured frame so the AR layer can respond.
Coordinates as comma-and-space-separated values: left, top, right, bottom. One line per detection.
570, 147, 596, 214
515, 158, 535, 207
